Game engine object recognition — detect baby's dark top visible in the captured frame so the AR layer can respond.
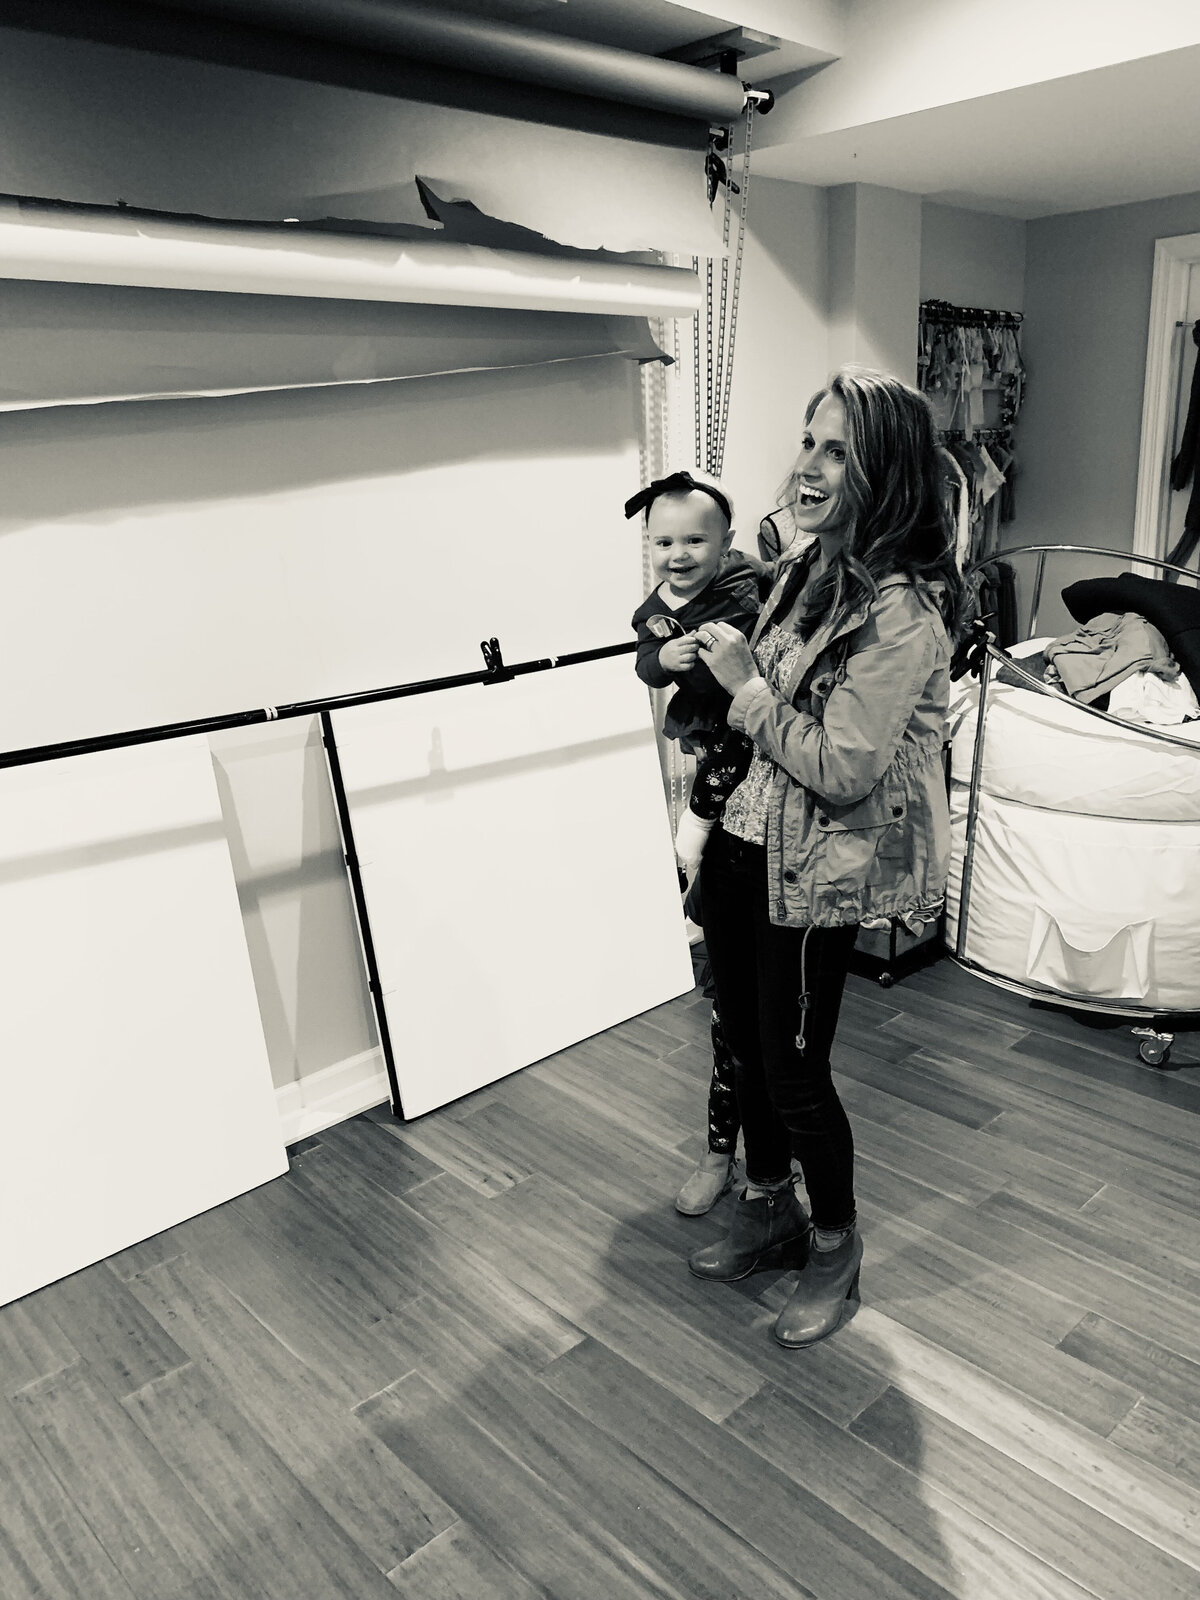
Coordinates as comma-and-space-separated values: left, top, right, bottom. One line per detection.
630, 553, 765, 748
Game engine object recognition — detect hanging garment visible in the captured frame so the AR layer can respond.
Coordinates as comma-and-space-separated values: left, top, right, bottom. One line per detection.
996, 325, 1025, 413
946, 439, 993, 566
967, 559, 1019, 651
975, 444, 1007, 557
938, 447, 971, 570
989, 442, 1016, 522
994, 560, 1019, 648
965, 327, 987, 429
1167, 319, 1200, 572
977, 445, 1006, 509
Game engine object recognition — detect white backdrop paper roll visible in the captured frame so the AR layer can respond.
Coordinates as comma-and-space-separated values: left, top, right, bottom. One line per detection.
0, 198, 701, 317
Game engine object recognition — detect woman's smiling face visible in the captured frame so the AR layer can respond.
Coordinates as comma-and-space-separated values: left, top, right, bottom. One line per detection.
791, 394, 851, 539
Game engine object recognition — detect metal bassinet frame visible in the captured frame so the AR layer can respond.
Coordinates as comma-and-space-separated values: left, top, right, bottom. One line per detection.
953, 543, 1200, 1066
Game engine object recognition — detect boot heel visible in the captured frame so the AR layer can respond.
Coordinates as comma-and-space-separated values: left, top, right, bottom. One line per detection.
687, 1186, 811, 1282
772, 1229, 864, 1349
777, 1232, 811, 1271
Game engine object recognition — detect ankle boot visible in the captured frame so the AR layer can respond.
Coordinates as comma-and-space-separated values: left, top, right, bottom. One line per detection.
772, 1227, 862, 1347
675, 1152, 737, 1216
687, 1184, 809, 1281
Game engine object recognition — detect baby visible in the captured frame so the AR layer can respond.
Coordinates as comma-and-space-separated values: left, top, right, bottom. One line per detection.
626, 468, 764, 873
626, 468, 766, 1216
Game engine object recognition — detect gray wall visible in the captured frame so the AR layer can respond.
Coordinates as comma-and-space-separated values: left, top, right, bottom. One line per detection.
722, 176, 830, 541
920, 203, 1026, 312
828, 183, 922, 385
1015, 189, 1200, 631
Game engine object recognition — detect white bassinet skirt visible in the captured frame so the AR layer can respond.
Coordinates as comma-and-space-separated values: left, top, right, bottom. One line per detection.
946, 788, 1200, 1011
946, 654, 1200, 1012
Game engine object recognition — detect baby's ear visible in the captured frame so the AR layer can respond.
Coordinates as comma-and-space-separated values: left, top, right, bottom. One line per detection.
721, 523, 736, 552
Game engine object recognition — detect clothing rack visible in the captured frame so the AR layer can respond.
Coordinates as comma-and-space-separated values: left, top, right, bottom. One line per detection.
919, 297, 1023, 329
939, 426, 1014, 445
0, 636, 637, 771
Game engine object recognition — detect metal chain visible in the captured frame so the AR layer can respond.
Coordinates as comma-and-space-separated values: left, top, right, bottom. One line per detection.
714, 100, 754, 478
704, 255, 715, 469
711, 124, 735, 476
634, 294, 688, 832
668, 294, 680, 472
637, 346, 657, 596
691, 254, 703, 471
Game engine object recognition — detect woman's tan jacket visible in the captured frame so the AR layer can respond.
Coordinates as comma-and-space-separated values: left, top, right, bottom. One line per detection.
727, 570, 952, 929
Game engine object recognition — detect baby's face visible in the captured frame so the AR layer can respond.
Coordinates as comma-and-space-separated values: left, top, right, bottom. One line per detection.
647, 491, 732, 600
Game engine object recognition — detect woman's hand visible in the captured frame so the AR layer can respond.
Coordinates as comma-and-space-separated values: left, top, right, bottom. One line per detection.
696, 621, 758, 694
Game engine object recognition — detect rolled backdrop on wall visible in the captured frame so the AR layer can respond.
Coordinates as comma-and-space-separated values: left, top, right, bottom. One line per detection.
0, 277, 668, 410
0, 186, 689, 408
0, 25, 723, 256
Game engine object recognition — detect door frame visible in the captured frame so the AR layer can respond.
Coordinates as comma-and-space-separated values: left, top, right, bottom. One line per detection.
1133, 232, 1200, 564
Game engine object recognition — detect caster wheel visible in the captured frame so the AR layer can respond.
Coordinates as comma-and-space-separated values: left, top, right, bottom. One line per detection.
1138, 1039, 1171, 1067
877, 972, 895, 989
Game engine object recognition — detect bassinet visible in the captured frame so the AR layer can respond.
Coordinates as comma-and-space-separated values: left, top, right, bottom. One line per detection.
945, 544, 1200, 1066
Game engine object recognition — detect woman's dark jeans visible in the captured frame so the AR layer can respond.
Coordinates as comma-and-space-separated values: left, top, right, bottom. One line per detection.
700, 825, 858, 1230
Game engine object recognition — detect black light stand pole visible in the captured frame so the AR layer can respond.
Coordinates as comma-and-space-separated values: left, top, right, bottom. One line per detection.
320, 708, 405, 1118
0, 638, 636, 770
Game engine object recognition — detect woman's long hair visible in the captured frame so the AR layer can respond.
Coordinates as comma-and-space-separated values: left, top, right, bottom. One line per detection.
780, 368, 966, 642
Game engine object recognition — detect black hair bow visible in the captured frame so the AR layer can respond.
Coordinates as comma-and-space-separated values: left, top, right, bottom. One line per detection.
623, 470, 731, 526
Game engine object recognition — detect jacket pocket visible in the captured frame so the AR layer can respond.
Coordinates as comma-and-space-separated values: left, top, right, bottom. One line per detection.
814, 788, 909, 888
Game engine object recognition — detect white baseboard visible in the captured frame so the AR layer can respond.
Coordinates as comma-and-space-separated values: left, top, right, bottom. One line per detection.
275, 1047, 390, 1147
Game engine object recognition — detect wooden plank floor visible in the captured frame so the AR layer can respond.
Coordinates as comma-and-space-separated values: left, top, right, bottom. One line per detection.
3, 959, 1200, 1599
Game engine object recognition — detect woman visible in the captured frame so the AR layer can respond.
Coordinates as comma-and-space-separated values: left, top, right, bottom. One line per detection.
687, 368, 962, 1348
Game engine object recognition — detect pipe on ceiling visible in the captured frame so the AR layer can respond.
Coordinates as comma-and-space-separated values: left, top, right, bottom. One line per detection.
144, 0, 751, 123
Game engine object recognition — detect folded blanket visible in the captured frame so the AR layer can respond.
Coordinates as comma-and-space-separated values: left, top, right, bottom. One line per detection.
1042, 612, 1177, 703
1063, 573, 1200, 699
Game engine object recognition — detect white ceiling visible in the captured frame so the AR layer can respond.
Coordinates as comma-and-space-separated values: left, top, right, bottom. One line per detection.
752, 43, 1200, 218
445, 0, 1200, 219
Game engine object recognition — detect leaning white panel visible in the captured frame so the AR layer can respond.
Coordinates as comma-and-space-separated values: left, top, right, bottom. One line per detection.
0, 736, 286, 1308
330, 656, 694, 1118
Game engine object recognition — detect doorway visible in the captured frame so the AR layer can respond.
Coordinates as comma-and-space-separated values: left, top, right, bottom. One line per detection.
1133, 232, 1200, 568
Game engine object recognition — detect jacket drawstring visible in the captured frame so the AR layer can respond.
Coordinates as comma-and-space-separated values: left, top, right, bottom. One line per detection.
795, 924, 813, 1052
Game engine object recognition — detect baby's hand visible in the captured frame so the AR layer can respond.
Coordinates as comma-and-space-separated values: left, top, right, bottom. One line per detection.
659, 634, 700, 672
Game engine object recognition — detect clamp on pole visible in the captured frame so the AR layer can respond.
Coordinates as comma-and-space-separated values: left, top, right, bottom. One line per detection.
480, 637, 515, 684
742, 86, 774, 114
